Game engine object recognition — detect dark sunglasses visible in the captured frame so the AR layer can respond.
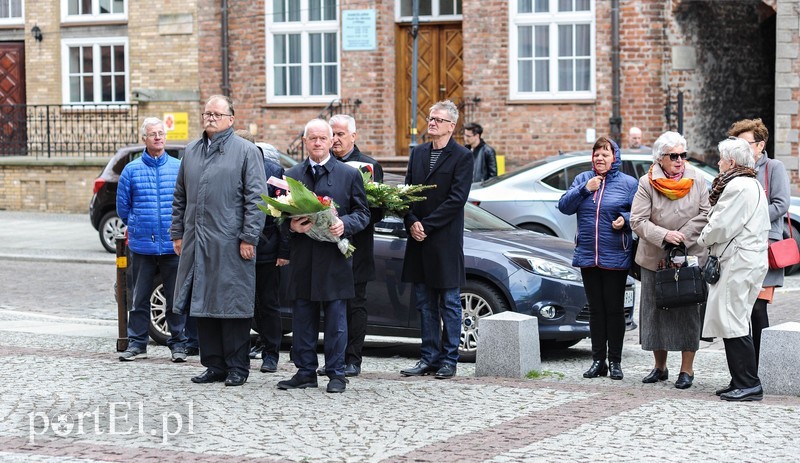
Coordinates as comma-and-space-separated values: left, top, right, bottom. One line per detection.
668, 152, 688, 161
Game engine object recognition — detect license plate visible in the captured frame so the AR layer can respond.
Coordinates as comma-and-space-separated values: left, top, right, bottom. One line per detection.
624, 289, 634, 307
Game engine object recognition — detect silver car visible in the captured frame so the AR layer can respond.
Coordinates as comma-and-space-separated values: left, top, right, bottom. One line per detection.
469, 150, 800, 274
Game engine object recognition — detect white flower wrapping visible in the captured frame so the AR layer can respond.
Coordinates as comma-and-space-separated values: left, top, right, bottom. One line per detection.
299, 208, 354, 257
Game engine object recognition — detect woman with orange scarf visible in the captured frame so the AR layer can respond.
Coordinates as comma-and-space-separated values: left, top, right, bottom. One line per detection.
630, 131, 710, 389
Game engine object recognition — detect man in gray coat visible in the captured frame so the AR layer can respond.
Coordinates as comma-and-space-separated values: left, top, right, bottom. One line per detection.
171, 95, 266, 387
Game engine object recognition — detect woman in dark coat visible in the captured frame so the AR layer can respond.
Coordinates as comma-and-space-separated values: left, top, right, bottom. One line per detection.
558, 137, 638, 380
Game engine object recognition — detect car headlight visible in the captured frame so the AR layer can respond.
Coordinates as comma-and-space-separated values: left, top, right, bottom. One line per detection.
504, 252, 582, 282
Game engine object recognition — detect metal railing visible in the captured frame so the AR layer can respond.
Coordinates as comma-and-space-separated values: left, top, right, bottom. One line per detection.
286, 98, 362, 159
0, 104, 140, 158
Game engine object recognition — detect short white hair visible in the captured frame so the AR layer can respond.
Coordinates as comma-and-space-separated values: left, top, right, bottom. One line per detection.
140, 117, 165, 138
718, 137, 755, 168
329, 114, 356, 134
430, 100, 459, 124
303, 118, 333, 138
652, 131, 687, 162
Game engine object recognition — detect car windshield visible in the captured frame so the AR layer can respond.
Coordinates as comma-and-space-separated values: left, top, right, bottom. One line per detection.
687, 157, 721, 178
464, 203, 516, 231
479, 158, 551, 187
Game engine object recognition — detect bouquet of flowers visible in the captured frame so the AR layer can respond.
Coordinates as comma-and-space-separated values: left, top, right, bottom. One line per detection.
359, 170, 436, 217
259, 176, 355, 257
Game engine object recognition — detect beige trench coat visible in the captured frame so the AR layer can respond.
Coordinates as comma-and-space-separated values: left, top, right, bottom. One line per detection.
697, 177, 770, 339
630, 164, 710, 271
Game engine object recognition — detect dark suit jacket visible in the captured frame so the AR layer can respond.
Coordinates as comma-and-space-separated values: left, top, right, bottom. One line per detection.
401, 136, 473, 288
284, 157, 369, 300
335, 145, 384, 283
256, 158, 289, 263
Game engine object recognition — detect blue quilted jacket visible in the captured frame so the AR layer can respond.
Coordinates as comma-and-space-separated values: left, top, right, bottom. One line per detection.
116, 150, 180, 255
557, 140, 639, 270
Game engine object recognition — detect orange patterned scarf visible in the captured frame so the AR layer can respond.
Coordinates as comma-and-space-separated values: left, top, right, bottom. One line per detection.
647, 164, 693, 200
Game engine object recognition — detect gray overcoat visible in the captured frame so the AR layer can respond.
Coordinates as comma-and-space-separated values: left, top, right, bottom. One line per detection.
170, 127, 266, 318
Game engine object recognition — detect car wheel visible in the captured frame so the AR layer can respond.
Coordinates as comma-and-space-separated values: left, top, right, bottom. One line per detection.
99, 211, 126, 253
540, 339, 582, 350
147, 276, 170, 346
784, 222, 800, 276
459, 280, 509, 362
519, 223, 556, 236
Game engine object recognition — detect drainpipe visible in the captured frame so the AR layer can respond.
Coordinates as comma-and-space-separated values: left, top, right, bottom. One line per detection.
221, 0, 231, 96
609, 0, 622, 145
409, 0, 420, 152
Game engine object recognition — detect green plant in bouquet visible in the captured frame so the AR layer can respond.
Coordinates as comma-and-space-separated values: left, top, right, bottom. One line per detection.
360, 171, 436, 217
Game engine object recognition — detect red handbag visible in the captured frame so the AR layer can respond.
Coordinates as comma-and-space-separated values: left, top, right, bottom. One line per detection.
763, 163, 800, 269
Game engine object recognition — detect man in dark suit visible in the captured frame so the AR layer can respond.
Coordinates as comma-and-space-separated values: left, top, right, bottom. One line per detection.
400, 100, 473, 379
321, 114, 384, 377
276, 119, 369, 393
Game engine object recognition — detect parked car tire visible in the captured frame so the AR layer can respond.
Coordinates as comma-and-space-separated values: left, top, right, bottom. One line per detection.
459, 280, 509, 362
147, 275, 170, 346
99, 211, 126, 253
785, 222, 800, 276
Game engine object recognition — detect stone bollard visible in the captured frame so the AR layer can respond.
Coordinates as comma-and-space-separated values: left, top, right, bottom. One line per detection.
475, 311, 540, 378
760, 322, 800, 396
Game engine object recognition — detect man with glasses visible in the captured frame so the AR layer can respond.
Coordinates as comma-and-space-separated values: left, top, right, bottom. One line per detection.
172, 95, 266, 387
117, 117, 189, 363
400, 100, 473, 379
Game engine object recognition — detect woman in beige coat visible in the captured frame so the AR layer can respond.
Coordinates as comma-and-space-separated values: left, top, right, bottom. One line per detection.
697, 137, 770, 402
630, 131, 709, 389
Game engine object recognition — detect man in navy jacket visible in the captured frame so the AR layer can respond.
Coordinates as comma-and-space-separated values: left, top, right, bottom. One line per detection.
117, 117, 189, 362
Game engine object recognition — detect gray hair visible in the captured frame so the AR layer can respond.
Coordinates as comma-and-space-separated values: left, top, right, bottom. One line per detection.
652, 131, 687, 162
206, 94, 234, 115
303, 118, 333, 138
329, 114, 356, 134
140, 117, 166, 138
718, 137, 755, 168
430, 100, 459, 124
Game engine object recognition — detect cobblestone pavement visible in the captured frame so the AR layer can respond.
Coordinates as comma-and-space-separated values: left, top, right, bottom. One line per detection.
2, 211, 800, 462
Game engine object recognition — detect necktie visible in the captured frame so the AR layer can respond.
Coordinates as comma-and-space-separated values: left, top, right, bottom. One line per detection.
313, 165, 323, 183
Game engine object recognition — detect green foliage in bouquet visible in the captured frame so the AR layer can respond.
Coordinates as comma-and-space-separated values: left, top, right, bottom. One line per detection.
360, 171, 436, 217
258, 177, 328, 220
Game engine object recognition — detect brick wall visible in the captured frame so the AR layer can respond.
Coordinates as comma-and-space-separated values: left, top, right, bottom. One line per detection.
24, 0, 61, 104
0, 161, 104, 213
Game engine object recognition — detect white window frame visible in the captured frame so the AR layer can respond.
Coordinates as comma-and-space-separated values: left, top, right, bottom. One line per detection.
509, 0, 595, 101
395, 0, 463, 22
61, 0, 127, 24
60, 37, 130, 106
0, 0, 23, 25
266, 1, 340, 104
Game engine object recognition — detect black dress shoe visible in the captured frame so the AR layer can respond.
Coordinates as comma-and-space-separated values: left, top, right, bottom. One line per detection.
400, 361, 438, 377
191, 369, 226, 384
326, 377, 347, 393
720, 385, 763, 402
277, 373, 318, 390
224, 371, 247, 386
344, 364, 361, 377
715, 382, 735, 396
260, 357, 278, 373
583, 360, 608, 378
641, 368, 669, 383
609, 362, 623, 380
434, 364, 457, 379
675, 372, 694, 389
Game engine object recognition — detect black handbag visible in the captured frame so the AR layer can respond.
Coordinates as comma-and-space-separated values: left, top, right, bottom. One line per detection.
629, 236, 641, 281
702, 255, 720, 284
654, 245, 707, 310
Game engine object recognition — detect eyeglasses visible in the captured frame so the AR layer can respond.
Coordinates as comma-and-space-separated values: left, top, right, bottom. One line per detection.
668, 152, 688, 161
202, 112, 233, 120
145, 131, 166, 139
425, 116, 453, 125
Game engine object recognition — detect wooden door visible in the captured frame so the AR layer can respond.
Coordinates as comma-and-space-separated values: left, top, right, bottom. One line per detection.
396, 23, 463, 156
0, 42, 26, 156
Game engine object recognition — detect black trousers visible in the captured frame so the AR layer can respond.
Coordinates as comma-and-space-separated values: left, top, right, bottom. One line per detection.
254, 262, 283, 362
750, 298, 769, 367
345, 281, 368, 366
723, 335, 761, 389
196, 317, 252, 377
580, 267, 628, 363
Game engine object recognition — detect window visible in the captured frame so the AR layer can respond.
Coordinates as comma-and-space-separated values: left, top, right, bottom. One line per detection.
61, 38, 129, 105
397, 0, 462, 20
62, 0, 127, 22
0, 0, 22, 24
510, 0, 595, 101
267, 0, 340, 103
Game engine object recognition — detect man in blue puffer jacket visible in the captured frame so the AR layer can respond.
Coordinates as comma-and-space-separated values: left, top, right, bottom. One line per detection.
117, 117, 189, 363
557, 137, 638, 380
